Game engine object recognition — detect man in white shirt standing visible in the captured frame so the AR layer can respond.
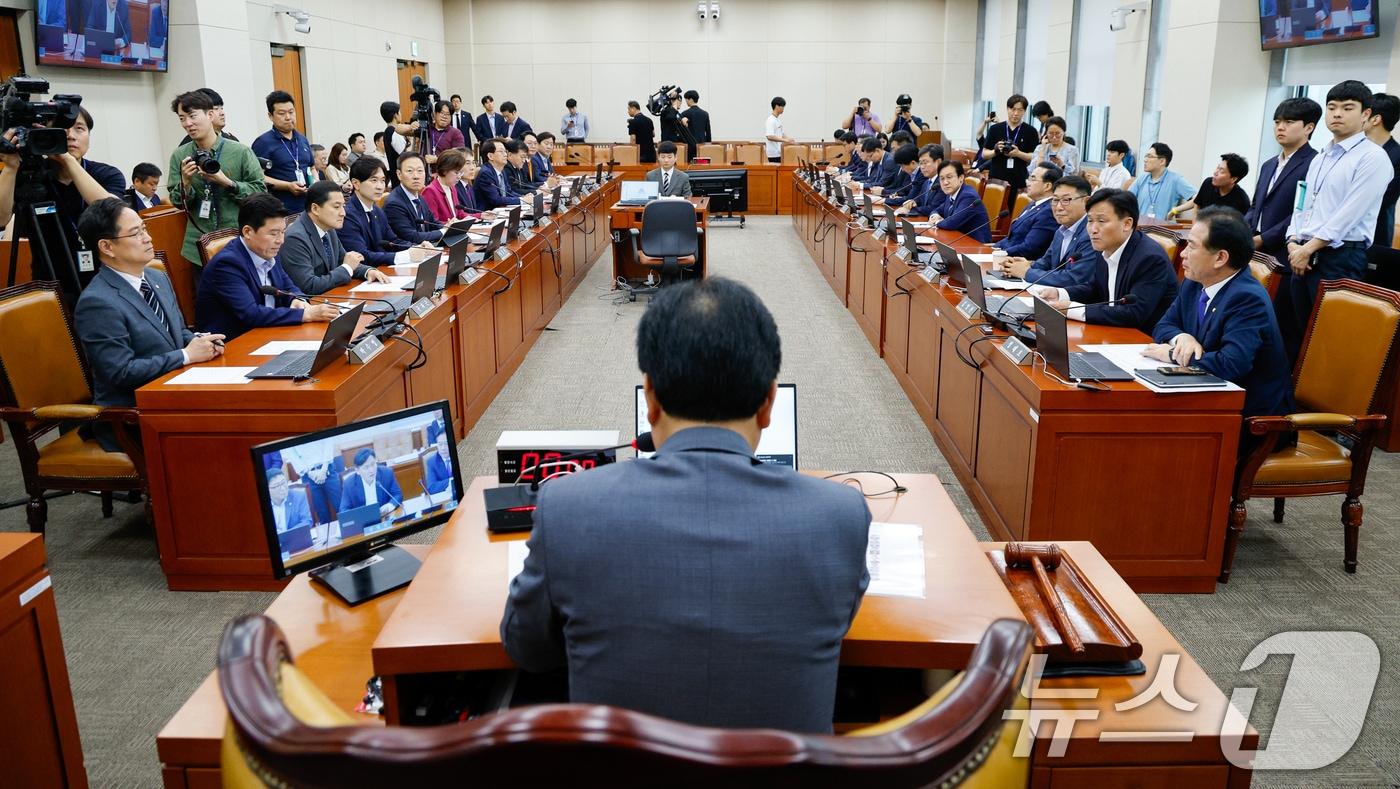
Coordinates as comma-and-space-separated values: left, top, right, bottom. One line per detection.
1096, 140, 1133, 192
764, 97, 795, 163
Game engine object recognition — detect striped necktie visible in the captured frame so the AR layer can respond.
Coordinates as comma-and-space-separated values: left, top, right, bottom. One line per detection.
139, 278, 170, 335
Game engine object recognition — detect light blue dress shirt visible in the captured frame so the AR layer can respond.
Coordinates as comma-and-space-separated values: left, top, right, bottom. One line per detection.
1129, 170, 1195, 220
1285, 130, 1393, 247
249, 250, 277, 307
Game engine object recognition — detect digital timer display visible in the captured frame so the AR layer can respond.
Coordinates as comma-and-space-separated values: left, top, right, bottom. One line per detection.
496, 447, 616, 483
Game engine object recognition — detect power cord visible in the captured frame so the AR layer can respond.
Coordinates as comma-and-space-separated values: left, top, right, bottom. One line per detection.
822, 470, 907, 498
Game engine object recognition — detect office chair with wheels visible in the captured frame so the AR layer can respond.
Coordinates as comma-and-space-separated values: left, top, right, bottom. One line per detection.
218, 614, 1033, 788
627, 199, 703, 300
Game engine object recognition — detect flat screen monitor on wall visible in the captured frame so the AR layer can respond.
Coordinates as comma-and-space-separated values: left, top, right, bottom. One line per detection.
34, 0, 170, 73
1259, 0, 1379, 50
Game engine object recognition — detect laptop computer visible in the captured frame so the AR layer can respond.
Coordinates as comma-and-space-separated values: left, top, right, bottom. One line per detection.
336, 502, 385, 540
861, 193, 876, 225
531, 190, 546, 225
246, 303, 364, 379
934, 240, 961, 278
595, 163, 605, 184
465, 221, 506, 265
634, 383, 799, 469
405, 237, 472, 290
1032, 297, 1134, 381
899, 217, 936, 265
279, 523, 315, 555
618, 180, 661, 206
83, 27, 118, 58
881, 203, 899, 238
376, 252, 440, 311
504, 205, 524, 243
549, 185, 562, 214
36, 24, 64, 56
960, 253, 1032, 320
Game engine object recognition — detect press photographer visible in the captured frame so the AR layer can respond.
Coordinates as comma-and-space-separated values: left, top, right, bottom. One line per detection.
887, 93, 924, 136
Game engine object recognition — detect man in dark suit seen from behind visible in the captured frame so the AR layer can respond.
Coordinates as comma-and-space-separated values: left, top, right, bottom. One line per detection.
1031, 189, 1179, 332
502, 277, 871, 734
74, 199, 224, 451
681, 90, 712, 144
124, 162, 163, 211
1144, 207, 1292, 420
626, 101, 657, 163
281, 181, 391, 295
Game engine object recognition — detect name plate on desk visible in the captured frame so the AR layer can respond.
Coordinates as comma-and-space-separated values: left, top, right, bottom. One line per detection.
956, 297, 982, 320
539, 217, 552, 228
895, 246, 911, 262
494, 247, 512, 262
460, 267, 483, 285
999, 336, 1034, 366
872, 228, 886, 241
917, 266, 938, 284
408, 297, 436, 319
348, 335, 385, 364
520, 226, 535, 241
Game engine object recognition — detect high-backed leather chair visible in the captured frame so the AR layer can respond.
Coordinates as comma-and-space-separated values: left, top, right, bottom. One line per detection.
628, 200, 703, 300
730, 143, 763, 166
564, 144, 593, 165
611, 145, 639, 166
0, 282, 148, 533
1221, 278, 1400, 582
144, 251, 195, 329
218, 614, 1033, 788
695, 143, 725, 162
780, 145, 805, 166
1008, 192, 1031, 222
822, 143, 847, 167
549, 147, 565, 165
1248, 252, 1285, 300
1142, 226, 1183, 280
963, 175, 984, 196
981, 179, 1009, 234
198, 227, 240, 268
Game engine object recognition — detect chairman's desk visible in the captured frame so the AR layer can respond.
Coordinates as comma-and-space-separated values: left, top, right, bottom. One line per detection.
792, 178, 1244, 593
134, 180, 619, 591
157, 474, 1254, 788
607, 195, 709, 284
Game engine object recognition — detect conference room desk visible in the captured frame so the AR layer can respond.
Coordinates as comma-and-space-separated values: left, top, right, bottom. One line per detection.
792, 178, 1245, 593
559, 163, 782, 215
135, 181, 617, 591
607, 195, 709, 285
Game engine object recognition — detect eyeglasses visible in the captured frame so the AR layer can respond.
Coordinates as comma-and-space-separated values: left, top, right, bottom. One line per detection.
1048, 196, 1085, 206
104, 223, 150, 241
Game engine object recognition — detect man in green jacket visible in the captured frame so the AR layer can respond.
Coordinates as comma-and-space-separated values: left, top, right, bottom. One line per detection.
168, 90, 266, 285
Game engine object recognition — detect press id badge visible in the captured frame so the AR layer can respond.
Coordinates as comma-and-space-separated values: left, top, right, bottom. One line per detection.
76, 250, 95, 273
305, 167, 316, 186
198, 200, 213, 220
1294, 180, 1308, 212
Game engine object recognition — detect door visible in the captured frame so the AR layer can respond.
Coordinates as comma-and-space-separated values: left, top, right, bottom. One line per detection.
397, 60, 429, 122
269, 45, 307, 135
0, 11, 20, 80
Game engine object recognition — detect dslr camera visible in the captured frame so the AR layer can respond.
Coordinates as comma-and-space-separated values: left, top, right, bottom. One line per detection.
0, 76, 83, 158
895, 93, 913, 115
191, 147, 221, 175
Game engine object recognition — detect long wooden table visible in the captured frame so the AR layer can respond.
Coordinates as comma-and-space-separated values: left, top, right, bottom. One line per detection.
156, 475, 1253, 787
135, 181, 618, 591
792, 177, 1245, 593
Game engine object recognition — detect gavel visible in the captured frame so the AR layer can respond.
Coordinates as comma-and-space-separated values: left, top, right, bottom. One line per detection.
1005, 543, 1084, 654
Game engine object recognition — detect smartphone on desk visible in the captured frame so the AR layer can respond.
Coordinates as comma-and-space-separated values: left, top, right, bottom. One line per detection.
1158, 366, 1210, 376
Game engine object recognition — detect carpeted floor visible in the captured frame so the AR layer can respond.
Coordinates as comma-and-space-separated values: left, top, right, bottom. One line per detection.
1, 215, 1395, 786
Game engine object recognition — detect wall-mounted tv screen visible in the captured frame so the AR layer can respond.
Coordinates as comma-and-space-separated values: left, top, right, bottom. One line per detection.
1260, 0, 1378, 50
34, 0, 169, 73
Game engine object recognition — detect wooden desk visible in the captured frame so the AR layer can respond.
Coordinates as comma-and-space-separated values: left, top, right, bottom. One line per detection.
607, 196, 709, 285
136, 181, 618, 591
792, 178, 1244, 593
370, 473, 1023, 724
561, 162, 783, 215
155, 543, 429, 789
0, 534, 87, 789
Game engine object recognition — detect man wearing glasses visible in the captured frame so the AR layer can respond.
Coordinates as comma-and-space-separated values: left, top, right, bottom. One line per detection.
996, 174, 1097, 288
73, 198, 225, 451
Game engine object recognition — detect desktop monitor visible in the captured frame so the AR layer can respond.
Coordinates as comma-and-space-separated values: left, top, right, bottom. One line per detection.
1259, 0, 1378, 49
35, 0, 171, 72
634, 383, 798, 468
688, 169, 749, 213
251, 400, 463, 604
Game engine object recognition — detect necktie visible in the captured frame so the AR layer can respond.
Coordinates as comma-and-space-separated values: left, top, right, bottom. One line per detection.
139, 279, 170, 335
1196, 289, 1210, 331
321, 232, 334, 266
411, 197, 423, 221
662, 171, 671, 194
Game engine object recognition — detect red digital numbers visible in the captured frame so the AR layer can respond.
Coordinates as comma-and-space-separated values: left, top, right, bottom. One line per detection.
519, 451, 597, 482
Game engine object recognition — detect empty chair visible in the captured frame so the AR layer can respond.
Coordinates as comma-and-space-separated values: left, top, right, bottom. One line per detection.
628, 199, 704, 299
611, 145, 639, 166
694, 143, 725, 162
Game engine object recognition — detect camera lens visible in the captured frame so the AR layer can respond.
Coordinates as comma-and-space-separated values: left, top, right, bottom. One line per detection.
193, 150, 221, 175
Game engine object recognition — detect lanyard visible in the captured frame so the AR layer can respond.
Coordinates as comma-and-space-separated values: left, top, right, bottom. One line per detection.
1307, 141, 1354, 208
278, 133, 305, 171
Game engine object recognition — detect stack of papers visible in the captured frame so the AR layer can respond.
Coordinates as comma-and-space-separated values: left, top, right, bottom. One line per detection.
166, 367, 256, 385
866, 522, 926, 598
350, 276, 413, 293
983, 274, 1032, 291
508, 541, 530, 589
251, 340, 321, 356
1078, 344, 1244, 394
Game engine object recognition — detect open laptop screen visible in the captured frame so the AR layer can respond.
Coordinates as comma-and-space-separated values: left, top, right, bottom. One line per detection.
634, 384, 798, 469
620, 181, 660, 202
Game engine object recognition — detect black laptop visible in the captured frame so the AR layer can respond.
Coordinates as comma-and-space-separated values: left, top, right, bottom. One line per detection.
465, 221, 506, 265
504, 205, 524, 242
549, 184, 562, 214
595, 163, 604, 184
1032, 297, 1134, 381
934, 240, 961, 277
960, 253, 1032, 320
403, 237, 472, 290
531, 190, 546, 225
246, 303, 364, 379
881, 203, 899, 238
861, 193, 876, 225
376, 252, 440, 311
899, 217, 935, 265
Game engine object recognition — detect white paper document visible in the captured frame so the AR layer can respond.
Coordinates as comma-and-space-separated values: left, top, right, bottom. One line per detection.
983, 274, 1032, 291
507, 541, 530, 589
350, 276, 413, 293
866, 522, 926, 598
251, 340, 322, 356
966, 253, 997, 264
1079, 344, 1244, 394
166, 367, 257, 385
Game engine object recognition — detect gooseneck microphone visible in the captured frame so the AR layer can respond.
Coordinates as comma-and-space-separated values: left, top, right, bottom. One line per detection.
514, 433, 655, 491
1050, 293, 1136, 313
258, 284, 401, 317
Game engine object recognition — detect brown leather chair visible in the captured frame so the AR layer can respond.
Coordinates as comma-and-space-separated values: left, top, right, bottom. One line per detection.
821, 143, 848, 167
611, 145, 639, 166
1249, 252, 1285, 300
730, 143, 764, 166
963, 175, 984, 196
981, 179, 1009, 236
198, 227, 240, 268
549, 147, 565, 165
218, 614, 1033, 788
1142, 226, 1183, 280
564, 144, 593, 165
1221, 279, 1400, 582
0, 282, 148, 534
780, 145, 805, 166
144, 251, 195, 329
695, 143, 725, 163
1008, 192, 1031, 222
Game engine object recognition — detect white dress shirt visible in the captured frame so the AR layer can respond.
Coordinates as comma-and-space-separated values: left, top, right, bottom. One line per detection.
1096, 162, 1131, 192
1058, 237, 1130, 322
247, 248, 277, 307
360, 474, 379, 505
1286, 130, 1392, 247
273, 498, 290, 532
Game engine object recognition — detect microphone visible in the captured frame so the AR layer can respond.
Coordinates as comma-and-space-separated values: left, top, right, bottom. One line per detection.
1043, 293, 1136, 313
936, 208, 1011, 252
376, 478, 403, 510
258, 286, 405, 339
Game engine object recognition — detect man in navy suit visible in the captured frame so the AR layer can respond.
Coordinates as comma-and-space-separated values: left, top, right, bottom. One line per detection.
338, 448, 404, 517
339, 158, 434, 267
422, 434, 454, 495
929, 160, 991, 242
1033, 189, 1179, 332
475, 138, 523, 209
994, 162, 1061, 260
868, 144, 918, 199
74, 199, 225, 451
475, 95, 506, 144
195, 194, 340, 340
894, 144, 943, 211
266, 468, 313, 535
1145, 207, 1292, 419
502, 277, 870, 733
500, 101, 533, 140
1001, 175, 1097, 289
851, 138, 898, 188
382, 153, 446, 245
85, 0, 131, 48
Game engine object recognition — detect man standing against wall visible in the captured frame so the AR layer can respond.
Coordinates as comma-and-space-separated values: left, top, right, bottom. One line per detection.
765, 97, 795, 163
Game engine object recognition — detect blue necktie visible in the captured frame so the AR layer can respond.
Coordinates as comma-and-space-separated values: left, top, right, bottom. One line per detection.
321, 232, 334, 266
139, 279, 170, 335
1196, 289, 1210, 331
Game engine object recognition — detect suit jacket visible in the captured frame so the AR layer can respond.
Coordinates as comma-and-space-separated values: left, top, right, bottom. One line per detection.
423, 452, 453, 494
122, 187, 162, 212
272, 489, 312, 534
75, 265, 193, 409
1153, 272, 1292, 418
645, 167, 692, 197
933, 184, 991, 243
338, 465, 404, 512
501, 427, 871, 734
147, 3, 167, 49
86, 0, 131, 42
1027, 217, 1096, 289
338, 197, 407, 267
502, 118, 534, 140
530, 153, 553, 185
502, 163, 535, 196
422, 178, 472, 223
995, 198, 1058, 259
885, 171, 926, 204
681, 106, 712, 143
383, 186, 445, 244
475, 165, 522, 209
1064, 230, 1179, 332
450, 110, 475, 144
475, 113, 506, 143
879, 167, 913, 197
907, 176, 942, 215
195, 237, 306, 339
1243, 145, 1316, 263
855, 154, 899, 188
281, 212, 368, 295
